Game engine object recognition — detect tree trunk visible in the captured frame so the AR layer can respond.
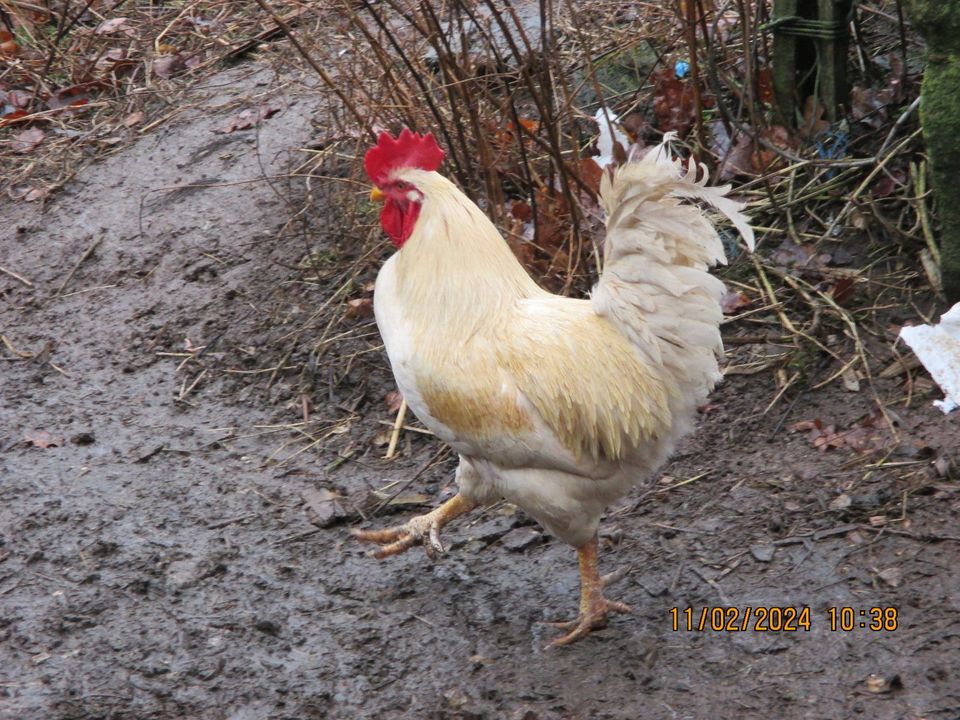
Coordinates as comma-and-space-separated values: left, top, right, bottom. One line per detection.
904, 0, 960, 301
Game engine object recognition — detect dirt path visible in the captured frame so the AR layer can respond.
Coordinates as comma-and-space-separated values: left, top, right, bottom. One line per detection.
2, 61, 959, 720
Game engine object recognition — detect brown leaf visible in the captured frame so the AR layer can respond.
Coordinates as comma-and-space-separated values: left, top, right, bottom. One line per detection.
153, 53, 186, 79
800, 96, 830, 138
722, 135, 756, 181
0, 30, 19, 57
510, 200, 532, 222
877, 567, 902, 588
47, 85, 95, 111
219, 103, 281, 133
95, 48, 135, 77
345, 297, 373, 319
720, 290, 751, 315
7, 89, 33, 109
95, 17, 134, 36
25, 430, 64, 449
23, 186, 49, 202
123, 110, 145, 127
651, 67, 698, 138
384, 390, 404, 413
829, 276, 856, 305
10, 127, 44, 153
756, 68, 775, 104
0, 110, 29, 128
579, 157, 604, 195
851, 85, 888, 129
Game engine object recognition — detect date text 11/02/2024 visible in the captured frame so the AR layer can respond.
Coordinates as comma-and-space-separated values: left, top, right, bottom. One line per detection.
669, 607, 899, 632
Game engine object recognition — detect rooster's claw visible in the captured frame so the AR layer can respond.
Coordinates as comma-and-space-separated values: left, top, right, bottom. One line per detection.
352, 494, 475, 560
352, 517, 444, 559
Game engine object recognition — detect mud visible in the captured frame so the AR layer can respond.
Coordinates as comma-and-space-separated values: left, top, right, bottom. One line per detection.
2, 62, 960, 720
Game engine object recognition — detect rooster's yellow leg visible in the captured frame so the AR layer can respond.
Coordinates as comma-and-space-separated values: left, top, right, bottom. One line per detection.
352, 493, 476, 559
550, 534, 632, 646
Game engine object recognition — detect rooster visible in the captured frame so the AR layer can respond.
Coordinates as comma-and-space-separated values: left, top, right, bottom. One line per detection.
353, 128, 753, 645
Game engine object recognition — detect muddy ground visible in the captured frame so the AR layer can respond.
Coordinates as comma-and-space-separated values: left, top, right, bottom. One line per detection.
2, 62, 960, 720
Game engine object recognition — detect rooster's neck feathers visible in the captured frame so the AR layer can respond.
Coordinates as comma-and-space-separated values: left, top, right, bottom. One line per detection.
389, 169, 544, 329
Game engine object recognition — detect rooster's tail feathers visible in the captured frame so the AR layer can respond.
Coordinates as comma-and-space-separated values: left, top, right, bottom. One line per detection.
592, 137, 754, 419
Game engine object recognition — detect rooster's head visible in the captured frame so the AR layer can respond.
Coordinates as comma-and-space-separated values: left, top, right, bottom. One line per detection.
364, 129, 445, 248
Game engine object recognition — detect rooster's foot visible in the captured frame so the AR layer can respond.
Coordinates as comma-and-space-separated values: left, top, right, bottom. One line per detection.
548, 595, 632, 646
547, 533, 632, 647
352, 493, 475, 560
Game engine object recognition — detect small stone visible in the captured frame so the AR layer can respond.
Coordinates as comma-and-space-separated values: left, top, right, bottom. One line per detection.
500, 527, 542, 552
877, 567, 902, 588
829, 493, 852, 510
749, 544, 775, 562
865, 673, 902, 693
254, 618, 281, 636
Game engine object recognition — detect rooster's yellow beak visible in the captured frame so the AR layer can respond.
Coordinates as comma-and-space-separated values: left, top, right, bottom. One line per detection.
370, 186, 385, 203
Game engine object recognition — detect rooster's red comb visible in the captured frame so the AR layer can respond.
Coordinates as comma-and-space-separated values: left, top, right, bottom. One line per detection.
364, 129, 445, 185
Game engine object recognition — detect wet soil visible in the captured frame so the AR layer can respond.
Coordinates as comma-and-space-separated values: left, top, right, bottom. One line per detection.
2, 63, 960, 720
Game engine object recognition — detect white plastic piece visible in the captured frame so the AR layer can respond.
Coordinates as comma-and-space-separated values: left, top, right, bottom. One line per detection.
899, 302, 960, 414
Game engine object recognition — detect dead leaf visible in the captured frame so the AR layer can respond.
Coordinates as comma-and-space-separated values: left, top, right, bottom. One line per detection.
47, 85, 95, 111
579, 156, 604, 194
877, 567, 902, 588
219, 103, 281, 133
384, 390, 404, 413
800, 96, 829, 138
651, 67, 699, 138
25, 430, 64, 449
841, 367, 860, 392
0, 110, 29, 127
345, 297, 373, 319
0, 30, 19, 56
829, 276, 856, 305
720, 290, 751, 315
153, 53, 186, 79
6, 89, 33, 109
789, 414, 894, 455
23, 187, 49, 202
95, 17, 134, 36
10, 127, 44, 153
851, 85, 888, 129
829, 493, 852, 510
756, 68, 775, 104
711, 121, 755, 181
123, 111, 145, 127
95, 48, 135, 76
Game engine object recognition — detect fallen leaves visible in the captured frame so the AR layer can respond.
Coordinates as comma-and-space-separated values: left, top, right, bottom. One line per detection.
651, 67, 701, 139
152, 52, 186, 79
96, 18, 136, 37
24, 430, 64, 449
10, 127, 45, 153
0, 30, 18, 57
384, 390, 404, 413
218, 103, 281, 133
789, 414, 894, 455
720, 290, 751, 315
345, 297, 373, 319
